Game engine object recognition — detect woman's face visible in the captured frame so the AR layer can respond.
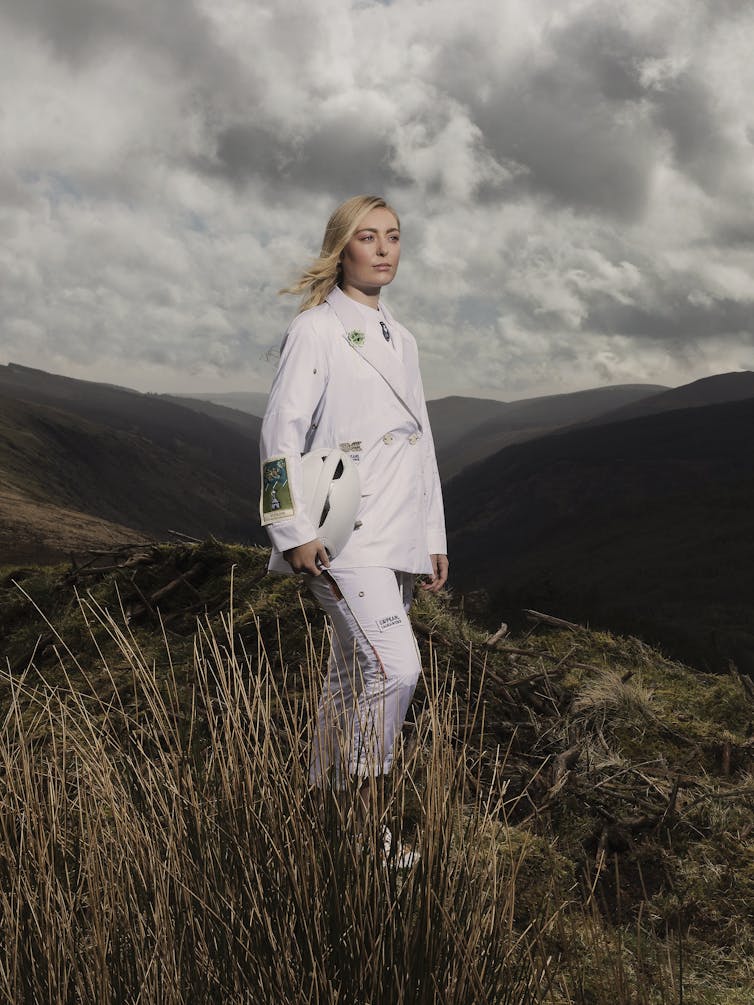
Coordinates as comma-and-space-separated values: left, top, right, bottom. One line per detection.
340, 207, 400, 299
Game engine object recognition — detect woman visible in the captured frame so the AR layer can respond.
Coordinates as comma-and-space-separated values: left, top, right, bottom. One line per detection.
259, 194, 448, 788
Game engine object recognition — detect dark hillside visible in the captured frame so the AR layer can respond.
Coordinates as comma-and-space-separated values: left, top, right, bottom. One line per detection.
434, 384, 665, 479
426, 394, 509, 451
0, 363, 264, 557
445, 395, 754, 674
156, 393, 263, 439
178, 389, 269, 417
0, 363, 260, 459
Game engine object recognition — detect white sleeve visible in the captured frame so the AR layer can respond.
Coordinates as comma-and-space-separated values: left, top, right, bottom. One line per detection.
419, 383, 447, 556
259, 315, 328, 554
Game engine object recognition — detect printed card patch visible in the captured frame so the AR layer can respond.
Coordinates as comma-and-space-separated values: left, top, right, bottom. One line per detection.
376, 614, 402, 632
260, 456, 295, 525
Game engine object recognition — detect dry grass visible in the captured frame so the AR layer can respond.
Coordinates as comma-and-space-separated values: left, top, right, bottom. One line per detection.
11, 544, 748, 1001
571, 669, 655, 723
0, 593, 562, 1004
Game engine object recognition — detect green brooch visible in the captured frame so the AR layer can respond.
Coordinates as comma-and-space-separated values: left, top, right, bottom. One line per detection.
347, 329, 366, 348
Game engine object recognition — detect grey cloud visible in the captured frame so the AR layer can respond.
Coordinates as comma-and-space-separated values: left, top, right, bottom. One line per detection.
714, 219, 754, 247
495, 96, 654, 220
436, 7, 746, 223
588, 294, 754, 343
540, 13, 659, 104
429, 14, 662, 219
3, 0, 206, 65
0, 0, 131, 62
0, 168, 35, 208
209, 115, 401, 195
300, 116, 401, 194
649, 72, 734, 194
587, 38, 647, 102
0, 0, 245, 100
207, 124, 284, 185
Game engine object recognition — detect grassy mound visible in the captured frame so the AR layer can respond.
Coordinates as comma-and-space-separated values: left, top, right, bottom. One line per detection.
1, 540, 753, 1003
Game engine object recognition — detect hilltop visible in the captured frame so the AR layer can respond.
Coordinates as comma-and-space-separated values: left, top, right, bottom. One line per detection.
2, 540, 754, 1001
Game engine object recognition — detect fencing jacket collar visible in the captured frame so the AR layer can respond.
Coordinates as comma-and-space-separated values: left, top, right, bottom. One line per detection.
325, 284, 423, 430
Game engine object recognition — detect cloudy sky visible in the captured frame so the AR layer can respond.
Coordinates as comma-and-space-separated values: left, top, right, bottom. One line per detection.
1, 0, 753, 401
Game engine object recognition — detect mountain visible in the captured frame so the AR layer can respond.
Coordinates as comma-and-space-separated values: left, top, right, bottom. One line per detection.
0, 363, 264, 562
577, 370, 754, 427
156, 394, 263, 439
177, 390, 269, 417
426, 395, 509, 451
432, 384, 666, 479
445, 395, 754, 675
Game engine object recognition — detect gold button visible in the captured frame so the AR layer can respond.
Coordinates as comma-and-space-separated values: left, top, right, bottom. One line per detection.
408, 433, 418, 445
382, 433, 394, 445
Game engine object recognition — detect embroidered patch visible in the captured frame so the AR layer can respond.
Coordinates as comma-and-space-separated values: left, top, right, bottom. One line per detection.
347, 329, 366, 348
376, 614, 402, 632
260, 456, 295, 525
339, 441, 362, 453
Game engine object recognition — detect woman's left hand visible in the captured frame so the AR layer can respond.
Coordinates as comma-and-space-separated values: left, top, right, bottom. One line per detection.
421, 554, 448, 593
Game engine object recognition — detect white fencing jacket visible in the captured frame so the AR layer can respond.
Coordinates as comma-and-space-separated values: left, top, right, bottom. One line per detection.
260, 285, 446, 575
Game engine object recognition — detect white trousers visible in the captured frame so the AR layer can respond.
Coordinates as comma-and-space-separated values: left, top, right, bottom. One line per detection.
306, 567, 421, 784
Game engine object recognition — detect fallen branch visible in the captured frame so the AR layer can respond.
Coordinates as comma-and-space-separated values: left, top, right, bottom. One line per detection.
518, 744, 583, 823
524, 609, 584, 632
412, 621, 489, 677
729, 662, 754, 704
68, 552, 156, 578
63, 545, 157, 583
659, 774, 681, 827
679, 785, 754, 814
129, 576, 156, 621
167, 529, 203, 544
554, 743, 582, 782
493, 644, 599, 673
126, 563, 206, 622
484, 622, 509, 647
149, 563, 205, 603
503, 667, 569, 690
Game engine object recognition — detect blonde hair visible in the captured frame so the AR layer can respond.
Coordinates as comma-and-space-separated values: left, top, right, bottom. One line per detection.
280, 195, 400, 313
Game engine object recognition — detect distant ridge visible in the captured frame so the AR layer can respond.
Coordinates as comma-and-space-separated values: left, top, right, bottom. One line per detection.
445, 392, 754, 674
432, 383, 666, 479
0, 363, 264, 563
157, 393, 262, 439
177, 390, 269, 418
1, 362, 141, 397
426, 395, 509, 450
578, 370, 754, 427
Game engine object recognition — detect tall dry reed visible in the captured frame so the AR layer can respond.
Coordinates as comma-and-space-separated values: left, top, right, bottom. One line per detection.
0, 593, 559, 1004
